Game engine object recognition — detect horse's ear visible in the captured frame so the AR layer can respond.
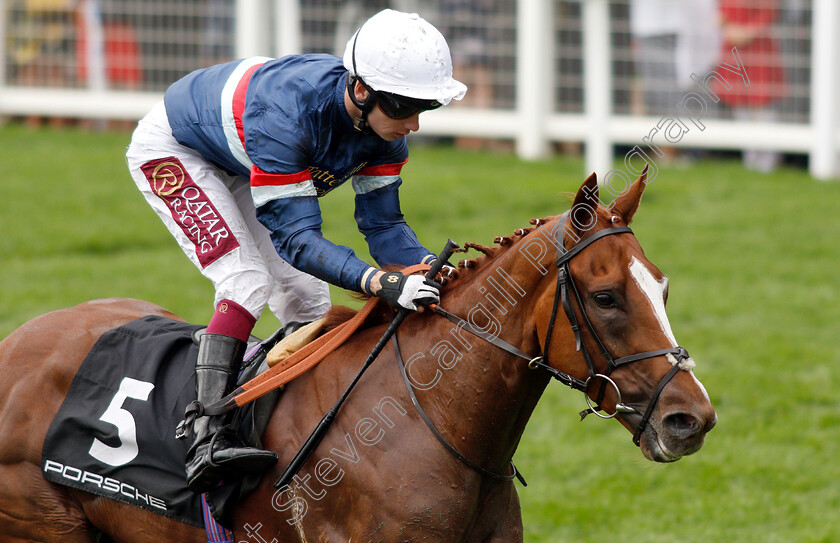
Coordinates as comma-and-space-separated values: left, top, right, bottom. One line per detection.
570, 173, 600, 235
612, 164, 649, 224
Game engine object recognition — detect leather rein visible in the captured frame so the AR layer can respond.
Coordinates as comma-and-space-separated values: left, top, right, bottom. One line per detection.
392, 218, 691, 482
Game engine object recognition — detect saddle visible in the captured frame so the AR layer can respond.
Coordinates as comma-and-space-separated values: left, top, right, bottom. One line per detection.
40, 316, 313, 529
41, 307, 371, 529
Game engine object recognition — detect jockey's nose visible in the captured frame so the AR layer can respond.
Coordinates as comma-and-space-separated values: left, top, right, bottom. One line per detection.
404, 113, 420, 133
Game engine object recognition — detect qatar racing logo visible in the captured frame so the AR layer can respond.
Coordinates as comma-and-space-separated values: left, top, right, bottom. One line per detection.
149, 161, 185, 196
140, 157, 239, 268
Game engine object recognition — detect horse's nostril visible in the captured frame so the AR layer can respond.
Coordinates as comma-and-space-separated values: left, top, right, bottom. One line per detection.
663, 412, 702, 438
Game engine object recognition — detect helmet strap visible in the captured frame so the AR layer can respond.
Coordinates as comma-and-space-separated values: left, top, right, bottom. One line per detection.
347, 23, 378, 135
346, 74, 376, 135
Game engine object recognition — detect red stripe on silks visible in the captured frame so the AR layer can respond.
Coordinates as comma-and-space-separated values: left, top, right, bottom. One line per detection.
357, 158, 408, 177
232, 63, 264, 152
250, 165, 311, 187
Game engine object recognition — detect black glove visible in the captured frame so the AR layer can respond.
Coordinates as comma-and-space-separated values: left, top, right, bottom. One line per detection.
376, 271, 441, 311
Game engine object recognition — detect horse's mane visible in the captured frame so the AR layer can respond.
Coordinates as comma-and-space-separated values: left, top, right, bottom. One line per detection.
321, 197, 629, 333
437, 216, 550, 289
442, 199, 631, 290
321, 216, 553, 332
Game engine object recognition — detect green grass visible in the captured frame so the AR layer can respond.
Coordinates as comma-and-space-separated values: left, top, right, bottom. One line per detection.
2, 124, 839, 542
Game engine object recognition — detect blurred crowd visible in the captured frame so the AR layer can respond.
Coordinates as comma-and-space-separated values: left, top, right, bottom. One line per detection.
4, 0, 813, 171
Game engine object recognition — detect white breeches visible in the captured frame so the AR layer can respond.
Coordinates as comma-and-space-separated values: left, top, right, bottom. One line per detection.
126, 102, 331, 325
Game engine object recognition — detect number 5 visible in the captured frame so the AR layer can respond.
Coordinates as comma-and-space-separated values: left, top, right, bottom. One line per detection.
89, 377, 155, 467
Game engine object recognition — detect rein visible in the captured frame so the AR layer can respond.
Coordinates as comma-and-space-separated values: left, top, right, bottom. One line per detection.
392, 333, 526, 485
235, 222, 689, 487
192, 263, 433, 419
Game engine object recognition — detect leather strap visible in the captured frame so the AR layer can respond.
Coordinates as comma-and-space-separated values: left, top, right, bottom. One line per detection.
433, 305, 587, 391
207, 264, 432, 412
633, 362, 681, 445
233, 297, 380, 406
614, 346, 689, 367
432, 306, 533, 362
393, 333, 525, 485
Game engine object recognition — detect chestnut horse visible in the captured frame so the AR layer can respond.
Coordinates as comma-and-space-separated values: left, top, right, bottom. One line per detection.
0, 172, 716, 542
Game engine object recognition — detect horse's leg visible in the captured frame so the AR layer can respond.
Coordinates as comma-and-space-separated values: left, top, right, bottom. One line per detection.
0, 463, 97, 542
476, 486, 524, 543
78, 494, 205, 543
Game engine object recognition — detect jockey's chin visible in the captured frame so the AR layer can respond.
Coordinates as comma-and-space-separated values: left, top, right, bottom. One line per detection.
367, 108, 420, 142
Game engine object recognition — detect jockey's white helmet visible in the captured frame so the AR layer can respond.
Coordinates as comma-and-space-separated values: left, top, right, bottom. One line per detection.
343, 9, 467, 106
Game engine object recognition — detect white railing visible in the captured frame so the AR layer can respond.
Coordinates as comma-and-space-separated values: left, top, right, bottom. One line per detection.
0, 0, 837, 180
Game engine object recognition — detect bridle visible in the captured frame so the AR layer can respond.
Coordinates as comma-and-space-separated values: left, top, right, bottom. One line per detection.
531, 215, 691, 446
268, 216, 695, 489
424, 215, 691, 457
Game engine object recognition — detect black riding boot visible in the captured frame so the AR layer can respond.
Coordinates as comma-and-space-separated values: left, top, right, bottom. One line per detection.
184, 333, 277, 494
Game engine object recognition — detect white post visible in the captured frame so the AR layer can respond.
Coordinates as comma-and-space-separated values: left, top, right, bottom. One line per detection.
274, 0, 301, 57
83, 0, 107, 92
582, 0, 612, 177
810, 0, 840, 180
236, 0, 271, 57
0, 1, 6, 87
515, 0, 551, 160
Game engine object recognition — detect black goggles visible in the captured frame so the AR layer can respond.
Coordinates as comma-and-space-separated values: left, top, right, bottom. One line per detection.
376, 91, 442, 119
359, 80, 441, 119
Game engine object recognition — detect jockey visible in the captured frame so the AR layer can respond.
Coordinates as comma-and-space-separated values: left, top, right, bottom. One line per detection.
126, 9, 466, 494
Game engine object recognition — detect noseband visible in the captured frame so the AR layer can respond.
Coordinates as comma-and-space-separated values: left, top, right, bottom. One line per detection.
434, 217, 691, 447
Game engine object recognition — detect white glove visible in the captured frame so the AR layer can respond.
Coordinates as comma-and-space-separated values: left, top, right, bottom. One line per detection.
376, 271, 441, 311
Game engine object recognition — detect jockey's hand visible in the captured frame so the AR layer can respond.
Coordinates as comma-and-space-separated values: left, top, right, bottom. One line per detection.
374, 271, 441, 311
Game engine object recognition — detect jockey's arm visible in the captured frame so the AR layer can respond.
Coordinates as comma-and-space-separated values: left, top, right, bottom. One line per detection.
251, 134, 434, 301
352, 176, 436, 270
256, 195, 438, 307
257, 195, 382, 294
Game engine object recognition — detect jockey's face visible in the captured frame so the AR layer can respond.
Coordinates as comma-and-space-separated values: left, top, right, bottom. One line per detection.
366, 103, 421, 142
348, 81, 422, 141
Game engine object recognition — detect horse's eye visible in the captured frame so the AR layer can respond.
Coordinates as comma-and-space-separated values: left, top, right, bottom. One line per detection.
593, 293, 616, 308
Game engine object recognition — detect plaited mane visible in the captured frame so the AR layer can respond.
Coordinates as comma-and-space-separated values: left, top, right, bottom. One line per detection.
437, 217, 550, 288
322, 217, 553, 330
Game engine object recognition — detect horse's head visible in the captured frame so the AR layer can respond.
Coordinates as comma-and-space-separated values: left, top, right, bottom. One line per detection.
534, 170, 716, 462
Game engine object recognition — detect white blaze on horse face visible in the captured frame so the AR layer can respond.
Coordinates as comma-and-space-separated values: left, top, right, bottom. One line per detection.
628, 257, 677, 347
629, 257, 711, 401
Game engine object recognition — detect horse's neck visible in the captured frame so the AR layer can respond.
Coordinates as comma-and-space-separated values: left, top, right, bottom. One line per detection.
398, 248, 552, 472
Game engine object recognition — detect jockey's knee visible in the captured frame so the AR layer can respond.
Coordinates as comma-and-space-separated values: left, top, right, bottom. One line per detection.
214, 269, 274, 319
268, 275, 331, 325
